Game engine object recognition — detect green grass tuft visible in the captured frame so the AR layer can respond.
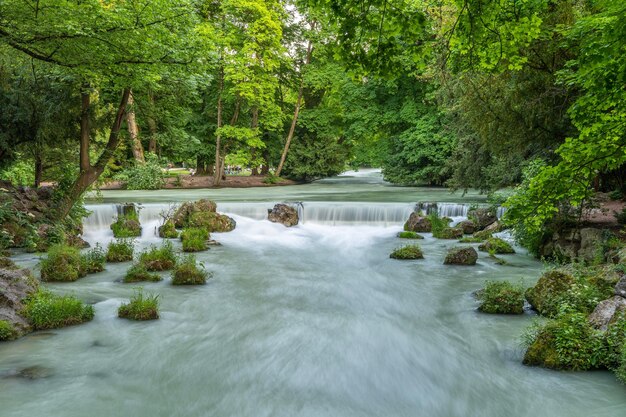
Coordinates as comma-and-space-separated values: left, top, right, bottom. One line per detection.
181, 227, 209, 252
22, 289, 94, 330
80, 244, 106, 274
477, 281, 525, 314
118, 289, 159, 320
106, 239, 135, 262
390, 245, 424, 260
40, 244, 85, 282
397, 231, 424, 239
139, 241, 177, 271
0, 320, 18, 341
171, 255, 210, 285
124, 263, 163, 283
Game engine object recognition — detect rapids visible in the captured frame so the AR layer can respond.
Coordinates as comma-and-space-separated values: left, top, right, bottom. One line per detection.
1, 170, 625, 417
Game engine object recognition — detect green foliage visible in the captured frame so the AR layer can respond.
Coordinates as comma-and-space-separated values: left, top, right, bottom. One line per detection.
171, 255, 209, 285
40, 244, 85, 282
390, 245, 423, 260
118, 289, 159, 320
124, 263, 162, 283
433, 227, 463, 240
428, 212, 452, 238
158, 221, 179, 239
80, 244, 106, 274
0, 320, 18, 341
609, 190, 624, 201
22, 289, 94, 330
114, 154, 165, 190
110, 213, 142, 238
477, 281, 525, 314
106, 239, 135, 262
614, 208, 626, 225
459, 237, 483, 243
396, 231, 424, 239
523, 313, 606, 371
181, 227, 209, 252
139, 241, 177, 271
478, 238, 515, 254
263, 173, 282, 184
0, 158, 35, 186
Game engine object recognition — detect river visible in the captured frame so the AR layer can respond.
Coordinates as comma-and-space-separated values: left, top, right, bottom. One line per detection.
1, 170, 625, 416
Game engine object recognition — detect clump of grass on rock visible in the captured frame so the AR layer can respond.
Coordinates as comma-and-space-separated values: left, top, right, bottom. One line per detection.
172, 255, 210, 285
40, 244, 86, 282
22, 288, 94, 330
0, 320, 18, 341
390, 245, 424, 260
80, 244, 106, 274
478, 237, 515, 254
124, 263, 162, 283
158, 220, 179, 239
476, 281, 525, 314
110, 210, 141, 238
139, 241, 177, 271
106, 239, 134, 262
118, 289, 159, 321
459, 237, 483, 243
181, 227, 209, 252
397, 231, 424, 239
444, 246, 478, 265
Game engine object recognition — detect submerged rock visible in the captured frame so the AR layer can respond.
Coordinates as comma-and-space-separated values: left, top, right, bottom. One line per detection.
267, 204, 299, 227
588, 296, 626, 331
0, 267, 38, 340
444, 247, 478, 265
403, 212, 432, 233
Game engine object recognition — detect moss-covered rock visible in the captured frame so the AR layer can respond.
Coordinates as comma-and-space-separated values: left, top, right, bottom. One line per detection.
110, 215, 141, 238
172, 199, 218, 228
457, 220, 476, 235
171, 255, 210, 285
403, 212, 432, 233
523, 313, 606, 370
476, 281, 525, 314
524, 269, 575, 317
459, 237, 483, 243
397, 231, 424, 239
390, 245, 424, 260
268, 203, 299, 227
0, 267, 38, 339
444, 247, 478, 265
80, 244, 106, 274
158, 220, 179, 239
478, 237, 515, 254
433, 227, 464, 239
468, 207, 498, 230
472, 229, 493, 240
118, 290, 159, 320
40, 244, 86, 282
181, 227, 209, 252
139, 241, 177, 271
106, 239, 134, 262
188, 211, 236, 233
123, 263, 162, 283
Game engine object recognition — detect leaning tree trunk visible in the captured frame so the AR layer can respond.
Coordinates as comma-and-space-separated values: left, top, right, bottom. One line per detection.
275, 38, 313, 177
56, 88, 131, 219
127, 91, 145, 163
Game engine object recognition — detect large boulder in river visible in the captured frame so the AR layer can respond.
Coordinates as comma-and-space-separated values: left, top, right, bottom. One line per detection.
403, 212, 432, 233
173, 200, 218, 228
467, 207, 497, 231
444, 247, 478, 265
524, 269, 575, 318
0, 267, 38, 340
588, 296, 626, 331
267, 204, 299, 227
173, 199, 235, 232
457, 220, 475, 235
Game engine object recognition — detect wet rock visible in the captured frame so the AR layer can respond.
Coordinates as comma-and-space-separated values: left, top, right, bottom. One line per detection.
467, 207, 497, 231
457, 220, 475, 235
435, 227, 464, 239
578, 228, 605, 262
13, 366, 53, 380
524, 269, 575, 317
478, 237, 515, 254
267, 204, 299, 227
483, 220, 506, 234
189, 212, 236, 233
172, 200, 217, 228
403, 212, 432, 233
615, 276, 626, 298
0, 267, 38, 339
588, 296, 626, 331
444, 247, 478, 265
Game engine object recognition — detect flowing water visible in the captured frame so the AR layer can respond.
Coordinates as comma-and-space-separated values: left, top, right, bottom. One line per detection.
1, 170, 625, 416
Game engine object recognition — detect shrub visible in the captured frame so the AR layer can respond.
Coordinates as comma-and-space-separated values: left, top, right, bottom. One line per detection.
106, 239, 134, 262
0, 320, 18, 341
139, 241, 177, 271
171, 255, 209, 285
118, 289, 159, 320
110, 213, 142, 238
390, 245, 424, 260
427, 212, 450, 237
609, 190, 624, 201
124, 263, 162, 283
181, 227, 209, 252
522, 313, 606, 370
114, 154, 165, 190
614, 208, 626, 225
476, 281, 524, 314
397, 231, 424, 239
158, 221, 179, 239
40, 244, 86, 282
478, 237, 515, 254
263, 173, 282, 184
80, 244, 106, 274
22, 289, 94, 330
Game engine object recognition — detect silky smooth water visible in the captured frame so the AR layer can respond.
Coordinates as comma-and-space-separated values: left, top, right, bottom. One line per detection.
1, 170, 625, 417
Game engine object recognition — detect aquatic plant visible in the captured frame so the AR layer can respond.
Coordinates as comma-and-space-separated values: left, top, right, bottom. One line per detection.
80, 244, 106, 274
181, 227, 209, 252
476, 281, 525, 314
40, 244, 86, 282
124, 263, 162, 283
158, 220, 179, 239
397, 231, 424, 239
171, 255, 210, 285
22, 289, 94, 330
118, 289, 160, 320
106, 239, 135, 262
139, 241, 177, 271
110, 210, 142, 238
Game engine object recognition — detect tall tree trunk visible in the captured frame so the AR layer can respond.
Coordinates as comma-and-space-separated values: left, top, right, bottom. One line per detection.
34, 151, 43, 187
80, 87, 91, 172
147, 92, 158, 153
127, 91, 145, 163
213, 66, 224, 186
275, 38, 313, 177
56, 88, 131, 219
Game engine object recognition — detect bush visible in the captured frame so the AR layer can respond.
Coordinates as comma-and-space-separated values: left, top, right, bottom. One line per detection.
158, 221, 179, 239
110, 213, 142, 238
118, 289, 159, 320
114, 154, 165, 190
106, 239, 134, 262
171, 255, 209, 285
614, 208, 626, 225
40, 244, 86, 282
609, 190, 624, 201
139, 241, 177, 271
477, 281, 525, 314
478, 237, 515, 254
427, 212, 451, 237
181, 227, 209, 252
80, 244, 106, 274
397, 231, 424, 239
390, 245, 424, 260
124, 263, 162, 283
0, 320, 18, 341
22, 289, 94, 330
522, 313, 606, 370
